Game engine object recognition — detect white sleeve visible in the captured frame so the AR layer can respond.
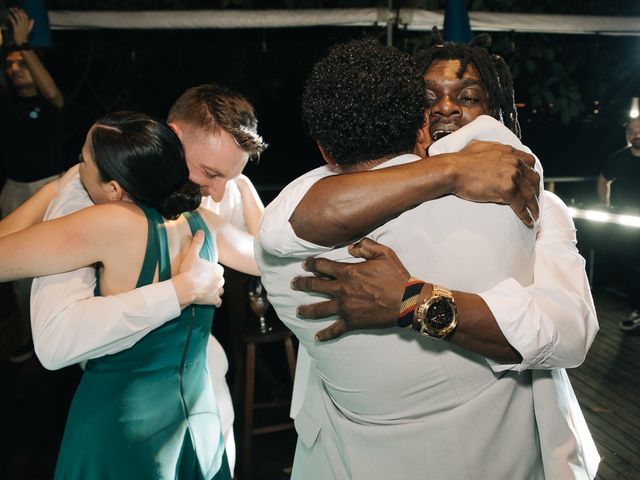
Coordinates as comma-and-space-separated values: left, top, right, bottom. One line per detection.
481, 191, 598, 371
430, 117, 596, 370
200, 180, 245, 229
30, 176, 181, 370
31, 273, 181, 370
259, 167, 334, 258
429, 115, 543, 178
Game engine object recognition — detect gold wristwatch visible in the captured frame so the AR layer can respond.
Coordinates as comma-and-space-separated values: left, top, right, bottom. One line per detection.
413, 285, 458, 339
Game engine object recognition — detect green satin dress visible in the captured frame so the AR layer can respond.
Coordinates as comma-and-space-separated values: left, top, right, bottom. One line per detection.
54, 207, 231, 480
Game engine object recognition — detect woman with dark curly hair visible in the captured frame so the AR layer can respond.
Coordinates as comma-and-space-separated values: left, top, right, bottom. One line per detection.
0, 111, 259, 479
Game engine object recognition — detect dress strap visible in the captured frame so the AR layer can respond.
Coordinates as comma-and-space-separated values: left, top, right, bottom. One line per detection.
136, 206, 172, 287
136, 207, 159, 288
183, 210, 215, 262
148, 207, 171, 283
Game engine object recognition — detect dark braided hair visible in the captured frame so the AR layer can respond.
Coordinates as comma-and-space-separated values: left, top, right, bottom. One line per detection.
415, 28, 521, 138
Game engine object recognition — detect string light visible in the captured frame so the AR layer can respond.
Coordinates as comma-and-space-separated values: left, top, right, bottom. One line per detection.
567, 207, 640, 228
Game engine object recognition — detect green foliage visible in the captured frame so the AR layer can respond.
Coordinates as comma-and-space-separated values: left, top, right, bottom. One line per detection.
500, 34, 585, 125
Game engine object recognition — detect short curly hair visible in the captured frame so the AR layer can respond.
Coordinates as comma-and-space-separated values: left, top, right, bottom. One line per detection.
302, 38, 429, 166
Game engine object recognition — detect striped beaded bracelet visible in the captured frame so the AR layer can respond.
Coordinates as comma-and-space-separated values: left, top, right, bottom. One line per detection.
397, 277, 425, 328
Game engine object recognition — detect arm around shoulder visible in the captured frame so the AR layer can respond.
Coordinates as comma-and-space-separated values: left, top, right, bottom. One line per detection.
234, 174, 265, 236
32, 276, 181, 370
200, 208, 261, 276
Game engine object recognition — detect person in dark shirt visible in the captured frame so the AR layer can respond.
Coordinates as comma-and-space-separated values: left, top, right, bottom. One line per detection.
598, 118, 640, 210
597, 118, 640, 332
0, 7, 65, 362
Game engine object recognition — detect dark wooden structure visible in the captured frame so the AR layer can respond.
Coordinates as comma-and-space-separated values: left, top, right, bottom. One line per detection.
567, 291, 640, 479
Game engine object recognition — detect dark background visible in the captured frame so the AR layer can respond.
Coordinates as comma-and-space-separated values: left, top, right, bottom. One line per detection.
2, 1, 640, 205
1, 3, 639, 478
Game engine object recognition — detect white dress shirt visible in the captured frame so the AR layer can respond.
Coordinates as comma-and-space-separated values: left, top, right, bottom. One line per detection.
257, 116, 599, 479
30, 174, 181, 370
260, 116, 598, 373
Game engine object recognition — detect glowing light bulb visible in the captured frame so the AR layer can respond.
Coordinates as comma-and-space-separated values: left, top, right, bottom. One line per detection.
630, 97, 639, 119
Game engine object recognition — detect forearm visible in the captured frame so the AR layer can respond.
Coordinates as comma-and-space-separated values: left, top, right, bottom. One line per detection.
219, 230, 261, 276
0, 180, 57, 238
290, 156, 455, 246
290, 120, 540, 247
235, 175, 265, 236
596, 175, 610, 206
20, 49, 64, 108
31, 274, 180, 370
416, 283, 522, 363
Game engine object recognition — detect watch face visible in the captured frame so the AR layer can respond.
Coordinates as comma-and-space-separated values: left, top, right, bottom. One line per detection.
427, 298, 455, 329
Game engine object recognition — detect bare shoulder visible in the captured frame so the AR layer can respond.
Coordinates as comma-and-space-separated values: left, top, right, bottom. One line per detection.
196, 207, 225, 228
65, 202, 148, 244
88, 202, 146, 225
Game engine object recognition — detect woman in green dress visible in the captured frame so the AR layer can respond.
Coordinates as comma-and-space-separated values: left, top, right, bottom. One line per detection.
0, 111, 260, 479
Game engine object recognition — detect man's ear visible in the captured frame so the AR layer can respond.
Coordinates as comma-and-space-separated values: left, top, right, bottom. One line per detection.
105, 180, 125, 202
317, 141, 337, 166
168, 122, 183, 140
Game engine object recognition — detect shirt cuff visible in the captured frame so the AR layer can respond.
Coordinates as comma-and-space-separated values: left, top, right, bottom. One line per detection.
138, 280, 182, 320
479, 277, 555, 372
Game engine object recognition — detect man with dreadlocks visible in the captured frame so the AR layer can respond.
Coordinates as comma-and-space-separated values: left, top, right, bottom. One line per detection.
420, 32, 522, 139
258, 35, 599, 479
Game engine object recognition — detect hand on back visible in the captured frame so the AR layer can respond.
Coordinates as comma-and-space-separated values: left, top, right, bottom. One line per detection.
292, 238, 410, 341
451, 140, 540, 227
174, 231, 225, 308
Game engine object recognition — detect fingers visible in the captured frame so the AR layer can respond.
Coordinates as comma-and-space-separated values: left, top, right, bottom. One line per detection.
315, 320, 349, 342
214, 286, 224, 308
513, 149, 536, 168
511, 201, 535, 228
209, 275, 225, 308
9, 8, 26, 26
519, 159, 541, 197
188, 230, 205, 254
297, 299, 339, 319
347, 237, 389, 260
301, 256, 347, 280
216, 264, 225, 288
291, 274, 341, 296
513, 158, 540, 225
9, 8, 33, 41
521, 180, 540, 221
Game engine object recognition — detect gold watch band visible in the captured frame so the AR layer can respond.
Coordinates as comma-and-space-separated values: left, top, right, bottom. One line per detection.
413, 284, 458, 339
